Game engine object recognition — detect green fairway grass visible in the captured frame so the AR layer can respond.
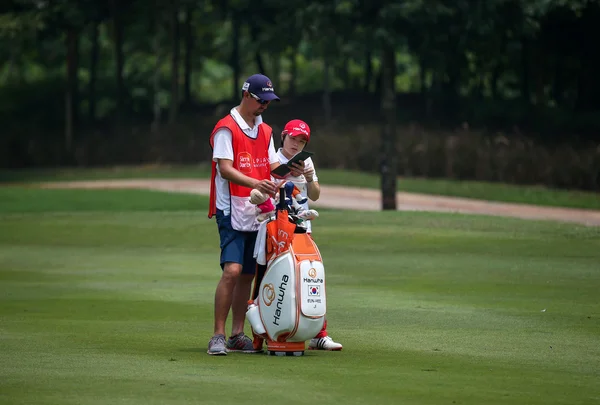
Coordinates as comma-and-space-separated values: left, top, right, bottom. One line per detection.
1, 188, 599, 405
1, 165, 599, 210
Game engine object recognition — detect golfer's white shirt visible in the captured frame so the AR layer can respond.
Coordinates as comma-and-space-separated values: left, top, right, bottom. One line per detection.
276, 148, 319, 233
212, 107, 278, 216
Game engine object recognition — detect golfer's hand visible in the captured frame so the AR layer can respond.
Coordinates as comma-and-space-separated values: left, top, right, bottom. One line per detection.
289, 161, 305, 177
303, 167, 315, 182
255, 179, 277, 196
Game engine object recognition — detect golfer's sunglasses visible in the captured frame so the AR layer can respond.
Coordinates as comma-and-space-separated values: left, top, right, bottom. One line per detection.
249, 92, 270, 105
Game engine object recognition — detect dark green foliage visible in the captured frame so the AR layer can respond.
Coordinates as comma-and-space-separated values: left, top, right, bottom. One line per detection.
1, 0, 600, 191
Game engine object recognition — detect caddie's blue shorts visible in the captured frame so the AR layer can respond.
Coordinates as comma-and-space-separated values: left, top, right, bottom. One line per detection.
215, 209, 257, 275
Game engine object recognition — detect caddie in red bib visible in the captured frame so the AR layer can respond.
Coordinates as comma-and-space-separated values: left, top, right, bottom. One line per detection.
206, 74, 307, 356
209, 115, 272, 231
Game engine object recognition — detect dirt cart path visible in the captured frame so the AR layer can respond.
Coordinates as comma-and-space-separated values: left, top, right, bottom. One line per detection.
39, 179, 600, 226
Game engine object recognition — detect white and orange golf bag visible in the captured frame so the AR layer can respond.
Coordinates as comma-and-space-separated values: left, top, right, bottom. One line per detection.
247, 184, 326, 356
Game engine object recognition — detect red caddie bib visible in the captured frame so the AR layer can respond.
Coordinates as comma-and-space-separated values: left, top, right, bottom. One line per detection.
208, 114, 272, 231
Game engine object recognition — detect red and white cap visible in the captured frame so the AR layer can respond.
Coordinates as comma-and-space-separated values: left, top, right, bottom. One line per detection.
283, 119, 311, 142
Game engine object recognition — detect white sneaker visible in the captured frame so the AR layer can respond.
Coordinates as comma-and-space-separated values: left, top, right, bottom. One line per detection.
308, 336, 343, 351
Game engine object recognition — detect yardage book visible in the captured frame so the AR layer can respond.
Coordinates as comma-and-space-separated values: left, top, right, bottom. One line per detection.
271, 150, 314, 178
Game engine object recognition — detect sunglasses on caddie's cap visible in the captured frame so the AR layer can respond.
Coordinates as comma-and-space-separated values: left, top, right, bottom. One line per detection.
242, 74, 280, 104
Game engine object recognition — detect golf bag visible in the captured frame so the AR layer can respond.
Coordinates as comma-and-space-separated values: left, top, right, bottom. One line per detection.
247, 183, 326, 356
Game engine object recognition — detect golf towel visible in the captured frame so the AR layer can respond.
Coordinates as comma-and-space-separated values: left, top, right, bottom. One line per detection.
253, 220, 269, 265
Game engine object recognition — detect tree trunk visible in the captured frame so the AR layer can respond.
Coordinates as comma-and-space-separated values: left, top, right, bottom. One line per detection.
88, 21, 99, 120
380, 42, 397, 211
250, 23, 266, 74
374, 68, 382, 96
364, 47, 373, 93
183, 3, 194, 106
491, 32, 505, 101
254, 52, 266, 76
419, 54, 432, 119
272, 53, 281, 89
418, 55, 427, 95
169, 0, 180, 124
322, 55, 332, 125
65, 27, 79, 153
151, 0, 162, 134
476, 74, 484, 100
2, 48, 16, 83
533, 49, 545, 106
552, 58, 563, 106
288, 45, 298, 97
575, 65, 593, 112
110, 0, 125, 123
491, 62, 500, 100
231, 11, 241, 100
520, 37, 530, 105
340, 55, 350, 90
444, 62, 460, 113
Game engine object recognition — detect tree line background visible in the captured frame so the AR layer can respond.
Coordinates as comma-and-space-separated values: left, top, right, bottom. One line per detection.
1, 0, 599, 192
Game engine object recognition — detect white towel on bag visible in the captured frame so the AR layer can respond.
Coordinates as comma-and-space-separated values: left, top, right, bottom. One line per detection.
253, 220, 269, 265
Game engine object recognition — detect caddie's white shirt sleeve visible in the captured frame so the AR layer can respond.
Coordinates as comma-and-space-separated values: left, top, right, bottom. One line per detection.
212, 129, 234, 161
268, 137, 278, 164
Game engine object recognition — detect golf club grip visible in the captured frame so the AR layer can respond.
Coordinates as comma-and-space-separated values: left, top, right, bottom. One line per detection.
277, 184, 286, 210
